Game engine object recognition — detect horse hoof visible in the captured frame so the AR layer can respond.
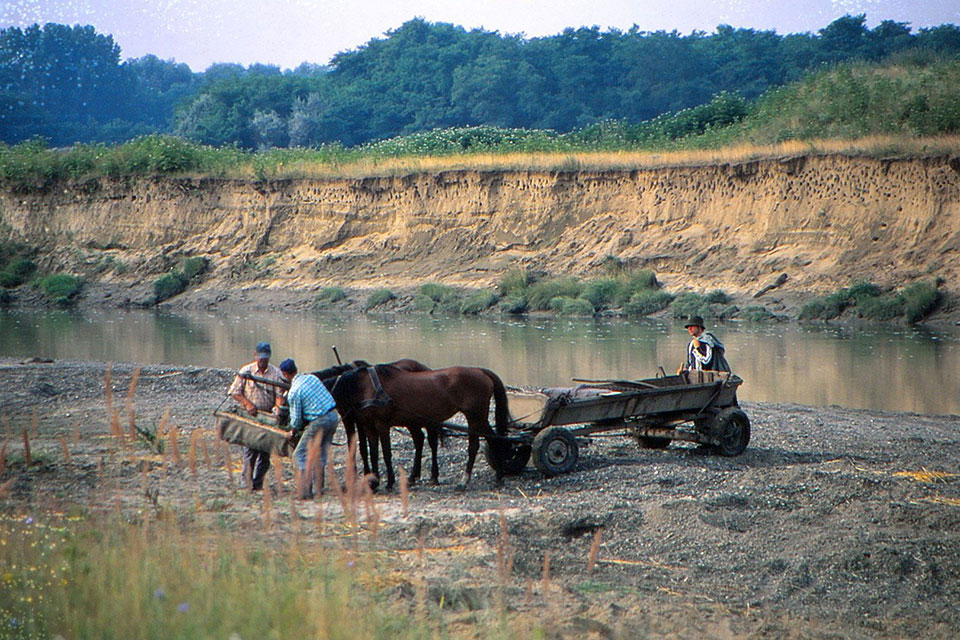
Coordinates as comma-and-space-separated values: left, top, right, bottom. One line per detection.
455, 483, 467, 492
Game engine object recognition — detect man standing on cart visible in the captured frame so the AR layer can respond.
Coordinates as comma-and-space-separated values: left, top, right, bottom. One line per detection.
682, 316, 731, 372
227, 341, 286, 491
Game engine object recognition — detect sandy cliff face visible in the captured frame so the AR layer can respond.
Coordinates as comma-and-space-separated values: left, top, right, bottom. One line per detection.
1, 154, 959, 300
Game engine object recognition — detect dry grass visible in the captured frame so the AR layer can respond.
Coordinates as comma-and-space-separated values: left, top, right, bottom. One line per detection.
893, 468, 959, 483
586, 528, 603, 574
21, 429, 31, 466
216, 135, 960, 180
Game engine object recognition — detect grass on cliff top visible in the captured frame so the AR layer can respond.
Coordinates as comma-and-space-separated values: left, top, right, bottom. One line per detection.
2, 55, 960, 189
4, 134, 959, 191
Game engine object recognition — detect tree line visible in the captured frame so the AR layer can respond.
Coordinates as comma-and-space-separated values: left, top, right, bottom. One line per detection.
2, 16, 959, 149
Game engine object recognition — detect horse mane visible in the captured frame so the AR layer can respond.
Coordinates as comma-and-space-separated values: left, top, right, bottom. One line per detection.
310, 359, 371, 381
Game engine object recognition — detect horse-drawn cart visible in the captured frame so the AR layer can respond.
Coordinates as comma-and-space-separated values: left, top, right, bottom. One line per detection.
487, 370, 749, 476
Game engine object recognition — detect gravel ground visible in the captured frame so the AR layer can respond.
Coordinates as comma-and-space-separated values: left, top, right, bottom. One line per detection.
2, 358, 959, 638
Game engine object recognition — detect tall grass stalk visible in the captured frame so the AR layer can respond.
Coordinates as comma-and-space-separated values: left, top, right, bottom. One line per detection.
60, 435, 71, 464
399, 467, 409, 518
21, 429, 31, 466
0, 514, 443, 639
104, 363, 114, 417
587, 528, 603, 574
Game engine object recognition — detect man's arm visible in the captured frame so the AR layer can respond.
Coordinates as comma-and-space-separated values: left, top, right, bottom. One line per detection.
228, 374, 258, 416
288, 386, 303, 432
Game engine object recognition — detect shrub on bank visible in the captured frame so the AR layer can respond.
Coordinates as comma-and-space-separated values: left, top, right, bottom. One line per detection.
671, 291, 732, 320
902, 281, 941, 323
499, 295, 528, 315
526, 278, 583, 311
153, 256, 209, 303
39, 273, 82, 305
364, 288, 395, 310
460, 291, 499, 315
800, 280, 941, 323
314, 287, 346, 306
625, 290, 675, 316
498, 268, 534, 296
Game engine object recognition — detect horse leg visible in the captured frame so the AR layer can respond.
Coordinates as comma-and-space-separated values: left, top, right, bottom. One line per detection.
427, 426, 440, 484
379, 426, 396, 491
407, 426, 424, 486
459, 430, 480, 491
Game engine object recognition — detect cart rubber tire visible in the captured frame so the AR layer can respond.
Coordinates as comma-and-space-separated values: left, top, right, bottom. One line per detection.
532, 426, 579, 476
710, 407, 751, 456
637, 435, 671, 449
485, 440, 531, 476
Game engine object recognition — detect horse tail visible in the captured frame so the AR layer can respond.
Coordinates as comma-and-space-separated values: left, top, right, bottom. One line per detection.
480, 368, 511, 435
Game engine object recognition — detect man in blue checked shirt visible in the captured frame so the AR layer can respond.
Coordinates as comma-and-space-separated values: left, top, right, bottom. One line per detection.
278, 358, 340, 499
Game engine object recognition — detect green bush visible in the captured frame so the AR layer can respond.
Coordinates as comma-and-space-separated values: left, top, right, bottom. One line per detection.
526, 277, 582, 311
0, 272, 21, 288
153, 273, 187, 302
39, 273, 82, 305
0, 288, 10, 304
178, 256, 207, 282
460, 291, 499, 315
315, 287, 346, 303
499, 295, 527, 315
624, 291, 674, 316
498, 268, 533, 296
579, 278, 620, 310
671, 293, 708, 319
418, 283, 456, 302
798, 290, 852, 320
6, 258, 36, 280
559, 297, 596, 316
0, 257, 36, 288
857, 294, 904, 320
705, 289, 730, 304
364, 289, 395, 310
741, 305, 777, 323
153, 256, 208, 303
902, 281, 941, 323
412, 294, 436, 313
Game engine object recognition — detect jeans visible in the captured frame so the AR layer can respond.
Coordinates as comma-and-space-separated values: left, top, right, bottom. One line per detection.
243, 447, 271, 490
293, 410, 339, 496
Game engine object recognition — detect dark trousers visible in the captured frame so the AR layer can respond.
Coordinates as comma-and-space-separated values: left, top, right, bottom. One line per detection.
243, 447, 271, 490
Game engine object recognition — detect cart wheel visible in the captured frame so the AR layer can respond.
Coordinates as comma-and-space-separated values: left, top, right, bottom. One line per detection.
532, 426, 579, 476
710, 407, 751, 456
637, 435, 671, 449
485, 440, 531, 475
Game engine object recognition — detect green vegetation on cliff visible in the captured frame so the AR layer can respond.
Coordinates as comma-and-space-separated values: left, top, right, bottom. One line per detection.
2, 51, 960, 190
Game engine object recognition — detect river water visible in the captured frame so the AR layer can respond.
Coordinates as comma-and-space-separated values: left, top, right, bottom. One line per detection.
1, 309, 958, 415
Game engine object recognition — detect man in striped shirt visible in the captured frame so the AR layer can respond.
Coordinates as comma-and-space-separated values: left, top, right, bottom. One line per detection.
279, 358, 340, 499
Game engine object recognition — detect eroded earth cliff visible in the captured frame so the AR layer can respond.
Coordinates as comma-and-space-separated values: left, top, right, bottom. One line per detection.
2, 153, 959, 312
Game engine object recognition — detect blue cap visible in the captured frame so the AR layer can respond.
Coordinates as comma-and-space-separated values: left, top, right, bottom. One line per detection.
278, 358, 297, 374
255, 341, 271, 356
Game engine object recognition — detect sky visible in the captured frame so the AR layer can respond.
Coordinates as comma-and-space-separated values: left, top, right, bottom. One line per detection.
2, 0, 959, 71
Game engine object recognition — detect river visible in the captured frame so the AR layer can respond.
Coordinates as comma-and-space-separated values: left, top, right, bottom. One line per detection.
1, 309, 958, 415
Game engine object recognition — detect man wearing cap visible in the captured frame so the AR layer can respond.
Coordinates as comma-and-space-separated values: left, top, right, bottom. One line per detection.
682, 316, 731, 372
278, 358, 340, 500
227, 341, 286, 491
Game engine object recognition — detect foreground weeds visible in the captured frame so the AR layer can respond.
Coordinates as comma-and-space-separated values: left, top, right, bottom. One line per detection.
0, 511, 490, 639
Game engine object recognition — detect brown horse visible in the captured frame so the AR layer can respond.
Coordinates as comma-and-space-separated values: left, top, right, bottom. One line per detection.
314, 358, 440, 487
329, 364, 511, 490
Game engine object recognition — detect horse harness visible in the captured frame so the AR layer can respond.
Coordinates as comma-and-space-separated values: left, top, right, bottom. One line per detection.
359, 365, 392, 410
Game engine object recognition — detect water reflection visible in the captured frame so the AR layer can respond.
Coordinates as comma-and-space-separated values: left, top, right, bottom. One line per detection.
1, 309, 958, 415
